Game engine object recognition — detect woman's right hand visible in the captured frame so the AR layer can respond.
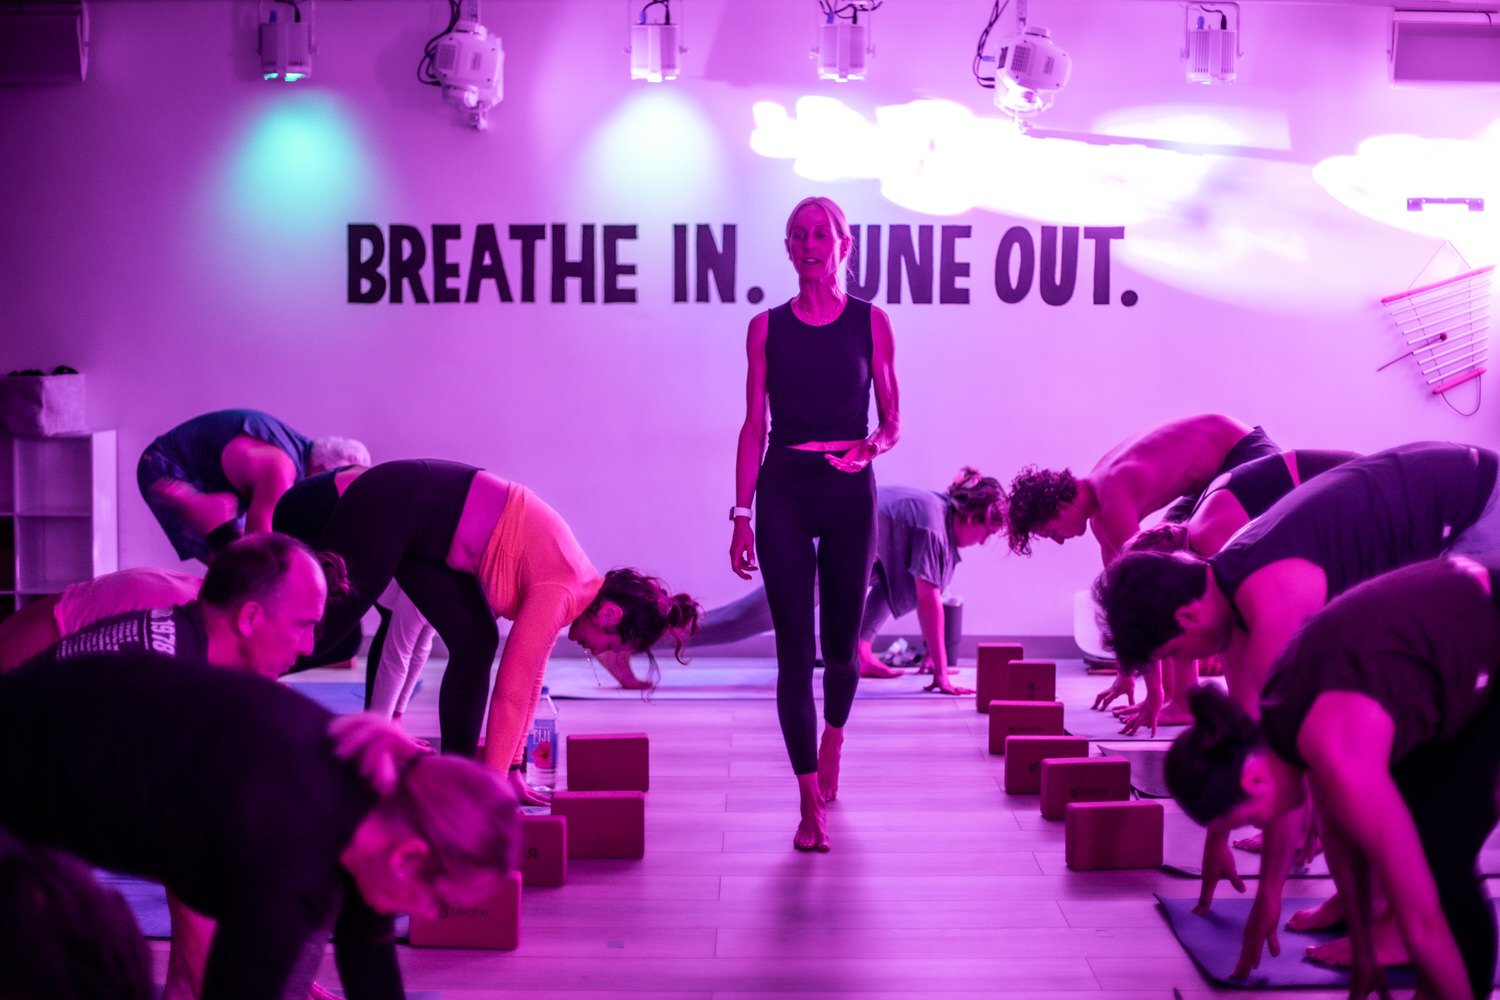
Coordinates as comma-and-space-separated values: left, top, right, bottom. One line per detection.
730, 519, 758, 579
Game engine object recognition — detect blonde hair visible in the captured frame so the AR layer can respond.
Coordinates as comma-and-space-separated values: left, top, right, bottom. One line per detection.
785, 196, 855, 291
377, 755, 518, 878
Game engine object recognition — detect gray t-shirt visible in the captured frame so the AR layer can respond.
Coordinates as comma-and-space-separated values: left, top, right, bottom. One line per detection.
861, 486, 958, 638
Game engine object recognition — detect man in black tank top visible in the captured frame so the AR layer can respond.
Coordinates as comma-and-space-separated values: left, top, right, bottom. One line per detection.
1165, 557, 1500, 997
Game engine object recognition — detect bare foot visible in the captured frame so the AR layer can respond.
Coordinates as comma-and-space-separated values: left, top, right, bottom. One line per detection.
1156, 698, 1194, 726
1306, 913, 1410, 968
860, 661, 904, 679
1233, 831, 1264, 853
1288, 893, 1345, 932
794, 773, 829, 851
817, 726, 844, 802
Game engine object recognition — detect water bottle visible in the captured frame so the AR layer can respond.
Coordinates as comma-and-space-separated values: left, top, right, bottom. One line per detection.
527, 686, 559, 791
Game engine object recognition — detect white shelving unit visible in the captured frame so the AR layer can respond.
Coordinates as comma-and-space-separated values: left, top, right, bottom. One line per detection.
0, 431, 117, 620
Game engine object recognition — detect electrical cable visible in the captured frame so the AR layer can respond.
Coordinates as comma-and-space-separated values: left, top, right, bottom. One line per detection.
417, 0, 462, 87
640, 0, 672, 25
272, 0, 301, 23
820, 1, 882, 23
972, 0, 1011, 88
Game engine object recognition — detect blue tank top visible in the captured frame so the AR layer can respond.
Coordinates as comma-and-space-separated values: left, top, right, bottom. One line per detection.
150, 409, 312, 493
765, 297, 873, 447
1210, 442, 1498, 609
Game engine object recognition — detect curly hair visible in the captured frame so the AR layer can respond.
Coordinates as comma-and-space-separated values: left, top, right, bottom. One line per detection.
1005, 466, 1077, 556
1123, 522, 1190, 555
1165, 685, 1262, 825
1091, 550, 1209, 670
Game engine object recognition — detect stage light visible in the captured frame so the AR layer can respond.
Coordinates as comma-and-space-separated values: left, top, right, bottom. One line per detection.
1183, 2, 1239, 85
973, 0, 1070, 129
813, 1, 880, 82
629, 0, 683, 82
420, 0, 503, 130
259, 0, 313, 82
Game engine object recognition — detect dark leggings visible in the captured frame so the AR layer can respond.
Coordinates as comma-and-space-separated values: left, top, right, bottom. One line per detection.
1392, 690, 1500, 1000
313, 460, 499, 758
756, 447, 876, 775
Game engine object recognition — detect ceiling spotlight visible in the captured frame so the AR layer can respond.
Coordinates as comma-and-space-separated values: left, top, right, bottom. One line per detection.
259, 0, 313, 82
629, 0, 684, 82
993, 23, 1071, 127
812, 1, 881, 82
420, 0, 503, 130
1183, 2, 1239, 85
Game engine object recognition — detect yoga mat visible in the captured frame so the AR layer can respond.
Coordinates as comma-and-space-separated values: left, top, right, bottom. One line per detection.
1095, 742, 1173, 798
1160, 810, 1500, 879
98, 871, 420, 943
281, 680, 422, 715
542, 657, 976, 700
1157, 894, 1500, 989
1160, 809, 1330, 879
1063, 702, 1176, 743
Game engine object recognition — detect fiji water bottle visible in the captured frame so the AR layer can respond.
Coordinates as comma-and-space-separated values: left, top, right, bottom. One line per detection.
527, 686, 559, 791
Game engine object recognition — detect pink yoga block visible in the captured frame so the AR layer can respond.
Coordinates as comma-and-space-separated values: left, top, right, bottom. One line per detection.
566, 732, 650, 792
1064, 801, 1164, 870
1002, 735, 1090, 794
408, 871, 522, 949
987, 701, 1065, 754
1005, 659, 1057, 702
518, 813, 567, 887
1040, 756, 1132, 821
975, 642, 1026, 713
550, 791, 646, 859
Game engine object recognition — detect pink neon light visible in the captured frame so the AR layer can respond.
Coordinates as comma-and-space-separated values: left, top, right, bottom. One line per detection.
1432, 367, 1486, 393
1380, 265, 1496, 305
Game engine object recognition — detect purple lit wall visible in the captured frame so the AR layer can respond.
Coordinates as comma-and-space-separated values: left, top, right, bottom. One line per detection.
2, 1, 1497, 637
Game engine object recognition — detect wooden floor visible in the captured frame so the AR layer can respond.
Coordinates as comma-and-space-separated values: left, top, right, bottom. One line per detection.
161, 661, 1347, 999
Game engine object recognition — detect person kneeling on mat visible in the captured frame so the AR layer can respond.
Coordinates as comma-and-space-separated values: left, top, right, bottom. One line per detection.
1166, 556, 1500, 1000
0, 651, 518, 1000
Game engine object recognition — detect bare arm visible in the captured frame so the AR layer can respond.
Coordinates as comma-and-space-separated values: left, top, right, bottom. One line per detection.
221, 436, 298, 535
731, 313, 769, 579
915, 579, 969, 694
1232, 560, 1326, 705
1090, 497, 1143, 566
1318, 797, 1390, 998
1302, 694, 1471, 999
827, 305, 900, 473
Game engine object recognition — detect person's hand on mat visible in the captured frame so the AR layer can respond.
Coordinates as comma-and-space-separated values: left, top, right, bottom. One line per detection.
1347, 959, 1393, 1000
508, 768, 551, 806
1194, 825, 1246, 914
328, 713, 433, 795
1113, 697, 1160, 738
1231, 889, 1283, 979
729, 519, 758, 580
596, 649, 652, 690
923, 673, 973, 696
1092, 672, 1134, 712
826, 440, 877, 474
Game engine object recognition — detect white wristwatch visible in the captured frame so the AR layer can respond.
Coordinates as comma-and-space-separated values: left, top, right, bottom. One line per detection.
729, 505, 753, 521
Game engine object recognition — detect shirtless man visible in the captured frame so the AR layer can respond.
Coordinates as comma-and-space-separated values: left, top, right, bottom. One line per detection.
138, 408, 366, 562
1009, 414, 1278, 736
1006, 414, 1278, 565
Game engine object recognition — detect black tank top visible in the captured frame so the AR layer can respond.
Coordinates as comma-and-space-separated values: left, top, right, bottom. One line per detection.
1260, 558, 1500, 767
765, 297, 873, 447
1210, 442, 1498, 608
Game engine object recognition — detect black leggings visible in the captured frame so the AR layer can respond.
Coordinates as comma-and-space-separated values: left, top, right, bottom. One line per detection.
313, 460, 499, 758
756, 447, 876, 775
1392, 691, 1500, 1000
